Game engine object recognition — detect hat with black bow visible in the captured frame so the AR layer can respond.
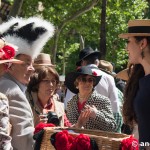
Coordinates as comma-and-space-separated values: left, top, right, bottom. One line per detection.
0, 16, 55, 59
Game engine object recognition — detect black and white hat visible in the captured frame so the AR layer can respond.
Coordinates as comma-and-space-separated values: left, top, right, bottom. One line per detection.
0, 17, 55, 59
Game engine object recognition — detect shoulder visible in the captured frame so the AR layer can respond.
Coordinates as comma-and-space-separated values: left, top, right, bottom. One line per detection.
67, 94, 78, 105
92, 90, 111, 103
0, 76, 19, 91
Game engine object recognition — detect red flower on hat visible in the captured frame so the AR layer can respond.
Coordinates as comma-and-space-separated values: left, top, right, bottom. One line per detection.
0, 45, 15, 60
92, 71, 97, 76
121, 135, 139, 150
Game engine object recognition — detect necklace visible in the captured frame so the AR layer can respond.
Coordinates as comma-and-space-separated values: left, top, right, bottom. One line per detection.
78, 92, 91, 102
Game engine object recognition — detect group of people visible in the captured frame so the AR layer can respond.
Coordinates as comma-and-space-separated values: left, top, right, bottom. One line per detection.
0, 15, 149, 150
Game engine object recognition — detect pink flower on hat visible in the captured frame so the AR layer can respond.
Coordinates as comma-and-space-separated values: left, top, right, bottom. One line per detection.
92, 71, 97, 76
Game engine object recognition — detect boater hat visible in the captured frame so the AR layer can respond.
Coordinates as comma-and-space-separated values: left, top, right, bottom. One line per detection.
76, 47, 101, 66
119, 19, 150, 39
65, 66, 101, 94
34, 53, 55, 67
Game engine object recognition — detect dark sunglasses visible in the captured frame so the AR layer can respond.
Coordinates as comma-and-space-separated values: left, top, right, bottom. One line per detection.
78, 77, 95, 83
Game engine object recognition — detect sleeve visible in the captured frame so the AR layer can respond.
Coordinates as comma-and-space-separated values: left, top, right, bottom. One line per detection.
0, 93, 13, 150
92, 96, 117, 132
66, 98, 78, 125
107, 75, 120, 113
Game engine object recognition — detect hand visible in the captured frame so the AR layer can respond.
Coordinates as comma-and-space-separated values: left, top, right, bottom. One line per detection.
75, 109, 91, 128
84, 104, 98, 119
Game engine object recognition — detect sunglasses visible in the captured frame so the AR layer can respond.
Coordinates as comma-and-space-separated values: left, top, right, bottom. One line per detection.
78, 77, 95, 83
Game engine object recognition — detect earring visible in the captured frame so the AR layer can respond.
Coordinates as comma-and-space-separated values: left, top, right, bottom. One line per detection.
76, 86, 78, 89
141, 50, 144, 59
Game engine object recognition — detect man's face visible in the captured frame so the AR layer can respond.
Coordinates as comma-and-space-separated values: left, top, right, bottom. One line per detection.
9, 54, 35, 85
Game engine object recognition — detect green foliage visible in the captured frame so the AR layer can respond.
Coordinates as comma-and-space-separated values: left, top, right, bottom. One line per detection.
21, 0, 149, 73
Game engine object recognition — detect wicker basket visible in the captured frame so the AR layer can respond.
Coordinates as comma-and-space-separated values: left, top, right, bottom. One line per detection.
40, 127, 130, 150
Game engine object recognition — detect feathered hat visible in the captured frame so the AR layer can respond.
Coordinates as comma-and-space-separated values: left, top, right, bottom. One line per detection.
0, 17, 55, 59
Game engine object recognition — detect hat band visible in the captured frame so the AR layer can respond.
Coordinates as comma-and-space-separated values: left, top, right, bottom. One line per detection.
128, 26, 150, 33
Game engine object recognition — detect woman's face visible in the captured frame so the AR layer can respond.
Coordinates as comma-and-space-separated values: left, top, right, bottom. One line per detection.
126, 37, 142, 64
38, 73, 57, 97
77, 75, 94, 94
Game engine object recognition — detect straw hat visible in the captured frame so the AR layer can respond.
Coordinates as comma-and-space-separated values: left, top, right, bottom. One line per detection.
119, 19, 150, 39
34, 53, 55, 67
76, 47, 101, 66
116, 68, 129, 81
65, 66, 101, 94
98, 60, 113, 73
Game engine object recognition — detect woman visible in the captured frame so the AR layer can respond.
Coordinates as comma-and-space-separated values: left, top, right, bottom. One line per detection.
27, 66, 71, 127
119, 19, 150, 149
0, 37, 23, 150
65, 66, 116, 131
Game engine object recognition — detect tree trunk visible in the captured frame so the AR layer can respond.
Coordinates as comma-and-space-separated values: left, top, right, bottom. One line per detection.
8, 0, 24, 17
99, 0, 107, 59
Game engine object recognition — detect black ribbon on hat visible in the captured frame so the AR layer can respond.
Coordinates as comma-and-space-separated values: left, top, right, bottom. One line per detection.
128, 26, 150, 33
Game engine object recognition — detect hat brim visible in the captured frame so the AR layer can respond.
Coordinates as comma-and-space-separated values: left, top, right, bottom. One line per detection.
33, 63, 56, 67
65, 71, 101, 94
116, 68, 129, 81
0, 59, 24, 64
76, 51, 101, 66
118, 33, 150, 39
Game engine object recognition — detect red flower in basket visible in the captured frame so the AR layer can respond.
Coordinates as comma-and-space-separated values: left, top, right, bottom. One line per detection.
55, 130, 74, 150
0, 45, 15, 60
34, 122, 55, 134
121, 135, 139, 150
92, 71, 97, 76
74, 134, 92, 150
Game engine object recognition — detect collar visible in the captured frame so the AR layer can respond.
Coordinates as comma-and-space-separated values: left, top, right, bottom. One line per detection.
86, 64, 98, 68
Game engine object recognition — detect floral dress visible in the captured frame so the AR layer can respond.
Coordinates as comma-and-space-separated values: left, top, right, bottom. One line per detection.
0, 93, 12, 150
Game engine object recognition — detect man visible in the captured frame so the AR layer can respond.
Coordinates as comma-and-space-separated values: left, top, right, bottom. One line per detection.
0, 17, 54, 150
65, 47, 122, 132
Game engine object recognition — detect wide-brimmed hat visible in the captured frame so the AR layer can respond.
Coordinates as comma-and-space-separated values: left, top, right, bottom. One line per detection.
65, 66, 101, 94
76, 47, 101, 66
34, 53, 55, 67
119, 19, 150, 39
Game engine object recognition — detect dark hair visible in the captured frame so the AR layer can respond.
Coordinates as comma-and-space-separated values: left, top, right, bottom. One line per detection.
83, 55, 99, 65
122, 36, 149, 127
27, 66, 59, 92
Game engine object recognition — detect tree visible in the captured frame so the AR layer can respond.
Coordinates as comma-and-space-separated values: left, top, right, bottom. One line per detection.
48, 0, 99, 63
99, 0, 107, 59
21, 0, 148, 74
8, 0, 24, 17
